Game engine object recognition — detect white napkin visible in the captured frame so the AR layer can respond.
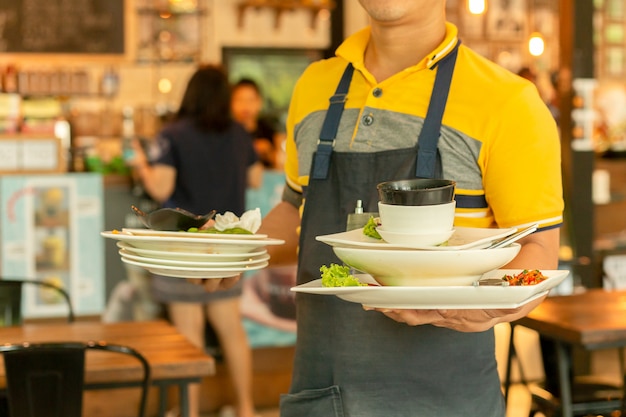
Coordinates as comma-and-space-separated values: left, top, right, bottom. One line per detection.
214, 208, 262, 233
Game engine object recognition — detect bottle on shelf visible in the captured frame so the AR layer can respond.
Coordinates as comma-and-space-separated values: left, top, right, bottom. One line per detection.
100, 66, 120, 97
122, 106, 136, 162
54, 117, 72, 171
2, 65, 18, 93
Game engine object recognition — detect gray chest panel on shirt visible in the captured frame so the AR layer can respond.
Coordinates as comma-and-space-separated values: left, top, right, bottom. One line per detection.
294, 108, 484, 190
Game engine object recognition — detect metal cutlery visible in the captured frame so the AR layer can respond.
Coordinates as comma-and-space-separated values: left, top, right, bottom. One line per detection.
484, 223, 539, 249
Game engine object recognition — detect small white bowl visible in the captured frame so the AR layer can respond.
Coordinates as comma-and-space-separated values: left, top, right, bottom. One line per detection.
378, 201, 455, 234
377, 227, 455, 248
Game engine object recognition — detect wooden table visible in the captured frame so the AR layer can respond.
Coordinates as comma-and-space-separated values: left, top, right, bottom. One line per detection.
514, 289, 626, 417
0, 320, 214, 417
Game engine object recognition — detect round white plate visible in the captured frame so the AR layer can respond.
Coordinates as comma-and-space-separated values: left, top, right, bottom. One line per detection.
116, 241, 267, 262
119, 248, 270, 267
291, 270, 570, 309
316, 226, 517, 251
333, 243, 521, 286
121, 257, 269, 279
102, 231, 284, 254
122, 228, 268, 240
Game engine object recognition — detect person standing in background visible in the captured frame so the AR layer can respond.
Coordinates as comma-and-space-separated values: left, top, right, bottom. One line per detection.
231, 78, 283, 169
128, 65, 262, 417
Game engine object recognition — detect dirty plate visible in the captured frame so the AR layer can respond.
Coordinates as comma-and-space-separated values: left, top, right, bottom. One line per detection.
116, 241, 267, 262
101, 230, 283, 254
122, 228, 268, 240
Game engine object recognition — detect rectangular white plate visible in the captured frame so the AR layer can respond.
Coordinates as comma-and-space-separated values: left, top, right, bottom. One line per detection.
291, 269, 570, 309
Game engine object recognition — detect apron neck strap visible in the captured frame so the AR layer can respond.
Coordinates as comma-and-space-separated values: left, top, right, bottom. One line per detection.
311, 63, 354, 180
415, 41, 461, 179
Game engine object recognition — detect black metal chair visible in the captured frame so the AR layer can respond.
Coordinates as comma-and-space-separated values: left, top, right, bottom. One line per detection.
0, 341, 151, 417
504, 322, 625, 417
0, 278, 75, 325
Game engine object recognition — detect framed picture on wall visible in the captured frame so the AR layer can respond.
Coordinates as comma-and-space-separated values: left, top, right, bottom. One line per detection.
486, 0, 527, 40
606, 0, 624, 19
531, 6, 556, 37
222, 47, 323, 131
606, 47, 624, 77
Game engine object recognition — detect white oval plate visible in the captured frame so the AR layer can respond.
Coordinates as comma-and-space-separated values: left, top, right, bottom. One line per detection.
121, 257, 269, 279
122, 228, 268, 240
119, 249, 270, 267
291, 270, 570, 309
102, 231, 284, 254
116, 241, 267, 262
316, 226, 517, 251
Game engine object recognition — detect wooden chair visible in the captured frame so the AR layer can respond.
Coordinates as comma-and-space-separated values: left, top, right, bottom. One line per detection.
0, 341, 151, 417
0, 278, 74, 325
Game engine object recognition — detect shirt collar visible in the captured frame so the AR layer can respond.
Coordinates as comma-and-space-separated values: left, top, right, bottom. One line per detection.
336, 22, 459, 72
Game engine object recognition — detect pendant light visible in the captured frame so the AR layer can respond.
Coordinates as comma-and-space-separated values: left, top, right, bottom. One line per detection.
468, 0, 486, 14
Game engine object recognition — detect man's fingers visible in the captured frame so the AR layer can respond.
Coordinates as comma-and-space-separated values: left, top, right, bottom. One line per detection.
184, 275, 241, 292
217, 275, 241, 290
363, 307, 446, 326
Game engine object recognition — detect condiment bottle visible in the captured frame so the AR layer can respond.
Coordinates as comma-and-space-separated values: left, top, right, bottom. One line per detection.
346, 199, 374, 231
121, 106, 136, 162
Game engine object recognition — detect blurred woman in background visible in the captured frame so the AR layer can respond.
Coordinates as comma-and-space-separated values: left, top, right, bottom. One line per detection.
129, 65, 262, 417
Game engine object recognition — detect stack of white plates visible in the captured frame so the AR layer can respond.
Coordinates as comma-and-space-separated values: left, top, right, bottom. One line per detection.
101, 228, 284, 279
292, 227, 571, 309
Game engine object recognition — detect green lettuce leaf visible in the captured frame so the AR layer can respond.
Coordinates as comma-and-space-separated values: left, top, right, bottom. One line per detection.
320, 264, 366, 287
362, 216, 382, 240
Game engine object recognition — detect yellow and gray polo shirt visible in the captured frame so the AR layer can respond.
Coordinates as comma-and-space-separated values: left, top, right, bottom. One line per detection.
283, 23, 563, 231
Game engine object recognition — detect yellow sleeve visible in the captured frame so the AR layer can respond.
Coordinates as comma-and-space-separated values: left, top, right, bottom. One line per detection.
481, 84, 564, 230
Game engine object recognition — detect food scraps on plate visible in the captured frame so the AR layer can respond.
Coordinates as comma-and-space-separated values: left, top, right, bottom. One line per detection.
501, 269, 548, 286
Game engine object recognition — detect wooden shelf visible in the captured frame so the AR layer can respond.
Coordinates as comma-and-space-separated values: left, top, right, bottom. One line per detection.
237, 0, 335, 29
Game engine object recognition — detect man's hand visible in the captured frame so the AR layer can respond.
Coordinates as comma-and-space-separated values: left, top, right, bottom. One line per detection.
186, 276, 241, 292
363, 294, 545, 332
364, 228, 559, 332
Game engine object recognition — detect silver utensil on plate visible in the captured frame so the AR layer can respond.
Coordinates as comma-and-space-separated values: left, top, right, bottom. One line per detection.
473, 278, 510, 287
484, 223, 539, 249
473, 224, 538, 286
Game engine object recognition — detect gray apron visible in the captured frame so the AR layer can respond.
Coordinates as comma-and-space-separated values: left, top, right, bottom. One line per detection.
280, 43, 505, 417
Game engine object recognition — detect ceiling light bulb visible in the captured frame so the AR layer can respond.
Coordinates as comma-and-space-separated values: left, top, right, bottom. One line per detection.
529, 33, 545, 57
468, 0, 486, 14
158, 78, 172, 94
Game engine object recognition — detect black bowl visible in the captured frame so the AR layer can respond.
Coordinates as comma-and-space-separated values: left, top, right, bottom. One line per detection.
376, 179, 456, 206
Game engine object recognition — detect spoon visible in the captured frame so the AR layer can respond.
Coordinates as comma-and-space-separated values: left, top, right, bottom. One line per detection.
131, 205, 216, 231
484, 223, 538, 249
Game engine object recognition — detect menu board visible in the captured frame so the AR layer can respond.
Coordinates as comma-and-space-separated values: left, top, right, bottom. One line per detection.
0, 0, 124, 54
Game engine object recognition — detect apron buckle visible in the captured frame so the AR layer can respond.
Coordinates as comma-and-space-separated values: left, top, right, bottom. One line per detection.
316, 139, 336, 147
329, 93, 347, 104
